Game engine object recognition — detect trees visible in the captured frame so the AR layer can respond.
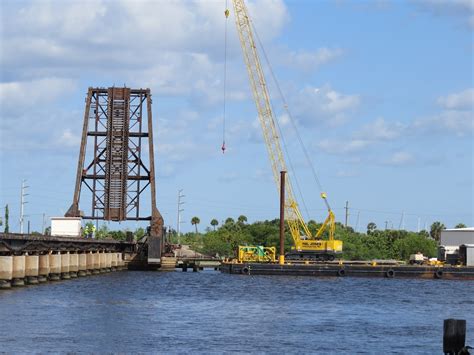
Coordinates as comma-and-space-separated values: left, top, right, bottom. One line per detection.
430, 221, 445, 242
237, 215, 248, 225
210, 219, 219, 231
95, 224, 109, 239
455, 223, 467, 229
367, 222, 377, 234
135, 227, 146, 240
4, 204, 9, 233
191, 216, 200, 233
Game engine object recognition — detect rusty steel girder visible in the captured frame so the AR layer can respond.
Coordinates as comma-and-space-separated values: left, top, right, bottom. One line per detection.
66, 87, 163, 242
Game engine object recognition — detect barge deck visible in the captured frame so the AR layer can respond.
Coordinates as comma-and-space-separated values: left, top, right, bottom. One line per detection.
220, 261, 474, 280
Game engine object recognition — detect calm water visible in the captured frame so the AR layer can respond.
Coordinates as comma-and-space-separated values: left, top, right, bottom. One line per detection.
1, 270, 473, 354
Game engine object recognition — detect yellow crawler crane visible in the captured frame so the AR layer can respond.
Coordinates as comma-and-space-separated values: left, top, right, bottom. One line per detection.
230, 0, 342, 262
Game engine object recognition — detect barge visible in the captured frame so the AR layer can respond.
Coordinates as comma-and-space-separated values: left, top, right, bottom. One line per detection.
220, 261, 474, 280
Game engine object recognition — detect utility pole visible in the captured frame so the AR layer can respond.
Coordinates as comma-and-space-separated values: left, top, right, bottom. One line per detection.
177, 189, 185, 244
417, 217, 421, 233
344, 201, 349, 228
355, 211, 360, 232
398, 211, 405, 230
42, 213, 46, 235
19, 179, 29, 234
385, 220, 389, 231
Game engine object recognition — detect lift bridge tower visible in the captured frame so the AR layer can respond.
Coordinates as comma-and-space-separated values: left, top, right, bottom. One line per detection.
66, 87, 164, 264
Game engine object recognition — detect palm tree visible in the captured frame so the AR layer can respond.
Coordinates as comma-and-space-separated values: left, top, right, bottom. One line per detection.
367, 222, 377, 234
430, 221, 445, 242
237, 215, 248, 225
455, 223, 467, 229
225, 217, 235, 225
191, 216, 200, 234
210, 219, 219, 231
4, 204, 9, 233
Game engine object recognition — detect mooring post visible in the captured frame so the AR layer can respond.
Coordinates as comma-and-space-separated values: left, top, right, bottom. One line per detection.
443, 319, 466, 354
279, 171, 286, 265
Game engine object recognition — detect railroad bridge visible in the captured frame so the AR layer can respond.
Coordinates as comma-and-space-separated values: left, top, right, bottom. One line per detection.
0, 87, 211, 288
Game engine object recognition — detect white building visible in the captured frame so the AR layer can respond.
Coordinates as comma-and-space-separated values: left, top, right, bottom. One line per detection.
440, 228, 474, 265
440, 228, 474, 250
50, 217, 82, 237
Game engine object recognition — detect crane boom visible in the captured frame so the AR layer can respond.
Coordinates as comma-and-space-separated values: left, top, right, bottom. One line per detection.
231, 0, 342, 259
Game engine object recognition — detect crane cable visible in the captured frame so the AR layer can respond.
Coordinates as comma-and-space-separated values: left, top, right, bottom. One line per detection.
249, 21, 312, 221
250, 20, 332, 213
221, 2, 230, 154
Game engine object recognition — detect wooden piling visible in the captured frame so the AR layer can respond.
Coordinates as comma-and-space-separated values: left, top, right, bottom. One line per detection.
443, 319, 466, 354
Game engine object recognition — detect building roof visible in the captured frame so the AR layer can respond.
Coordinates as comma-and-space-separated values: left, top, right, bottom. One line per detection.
443, 228, 474, 232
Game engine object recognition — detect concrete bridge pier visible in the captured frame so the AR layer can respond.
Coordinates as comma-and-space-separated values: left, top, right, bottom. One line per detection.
38, 254, 49, 282
61, 252, 71, 279
119, 253, 126, 270
0, 255, 13, 289
78, 253, 87, 276
92, 251, 100, 274
49, 252, 61, 281
105, 252, 112, 272
69, 253, 78, 278
25, 254, 39, 285
160, 257, 176, 271
12, 255, 26, 286
111, 253, 118, 271
86, 252, 94, 275
99, 251, 106, 273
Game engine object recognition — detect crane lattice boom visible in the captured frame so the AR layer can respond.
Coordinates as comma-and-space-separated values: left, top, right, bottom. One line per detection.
231, 0, 341, 256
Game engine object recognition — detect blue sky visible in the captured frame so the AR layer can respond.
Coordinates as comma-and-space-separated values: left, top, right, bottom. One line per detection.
0, 0, 473, 234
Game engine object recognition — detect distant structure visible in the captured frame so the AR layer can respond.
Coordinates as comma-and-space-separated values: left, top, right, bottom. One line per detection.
439, 228, 474, 266
65, 87, 164, 260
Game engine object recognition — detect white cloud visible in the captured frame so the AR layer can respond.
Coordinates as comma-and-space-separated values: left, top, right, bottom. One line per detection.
356, 117, 406, 140
412, 0, 474, 28
317, 139, 371, 154
413, 110, 473, 136
437, 88, 474, 109
291, 85, 360, 126
413, 88, 474, 136
0, 78, 77, 113
283, 47, 344, 71
57, 129, 80, 148
2, 0, 288, 75
384, 151, 415, 166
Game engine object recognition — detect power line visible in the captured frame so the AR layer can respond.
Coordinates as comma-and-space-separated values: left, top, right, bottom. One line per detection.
19, 179, 29, 234
177, 189, 185, 244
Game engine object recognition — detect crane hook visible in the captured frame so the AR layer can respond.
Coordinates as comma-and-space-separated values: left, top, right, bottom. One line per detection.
221, 141, 226, 153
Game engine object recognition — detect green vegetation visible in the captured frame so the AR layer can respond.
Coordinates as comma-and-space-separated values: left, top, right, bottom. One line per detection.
210, 219, 219, 231
430, 221, 445, 242
170, 218, 440, 261
4, 204, 9, 233
69, 218, 456, 262
191, 216, 200, 233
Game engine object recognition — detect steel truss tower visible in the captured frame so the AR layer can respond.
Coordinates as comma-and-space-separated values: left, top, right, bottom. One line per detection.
66, 87, 164, 255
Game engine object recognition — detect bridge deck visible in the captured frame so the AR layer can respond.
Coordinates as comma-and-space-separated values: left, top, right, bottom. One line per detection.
0, 233, 136, 254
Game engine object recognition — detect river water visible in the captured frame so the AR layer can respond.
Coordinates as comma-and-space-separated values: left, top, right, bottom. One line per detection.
1, 270, 473, 354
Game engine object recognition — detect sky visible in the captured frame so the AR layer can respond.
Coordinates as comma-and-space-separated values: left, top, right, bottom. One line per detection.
0, 0, 473, 235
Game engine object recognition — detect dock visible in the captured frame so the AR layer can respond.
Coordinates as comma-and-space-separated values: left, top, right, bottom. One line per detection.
220, 261, 474, 280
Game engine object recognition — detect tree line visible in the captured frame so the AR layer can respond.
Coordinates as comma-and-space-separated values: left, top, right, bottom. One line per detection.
170, 216, 467, 261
